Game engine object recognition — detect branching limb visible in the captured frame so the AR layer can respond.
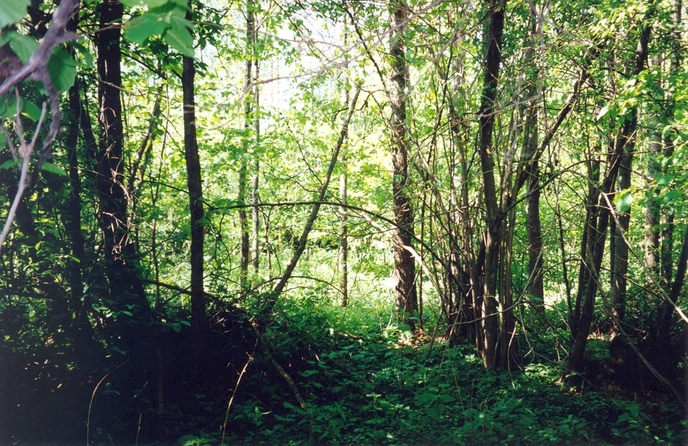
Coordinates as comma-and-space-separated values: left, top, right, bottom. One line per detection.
0, 0, 80, 253
0, 102, 48, 252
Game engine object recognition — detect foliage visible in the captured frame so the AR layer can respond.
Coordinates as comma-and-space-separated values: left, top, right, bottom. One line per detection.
217, 305, 686, 445
0, 0, 687, 444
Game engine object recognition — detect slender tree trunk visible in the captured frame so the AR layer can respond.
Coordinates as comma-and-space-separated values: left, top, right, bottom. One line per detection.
339, 166, 349, 307
476, 0, 506, 368
653, 0, 682, 345
63, 5, 85, 323
182, 4, 206, 336
339, 13, 350, 308
64, 79, 90, 333
241, 0, 260, 288
389, 0, 418, 330
522, 53, 544, 313
96, 0, 151, 347
264, 87, 360, 318
609, 146, 632, 327
565, 112, 642, 383
610, 15, 651, 332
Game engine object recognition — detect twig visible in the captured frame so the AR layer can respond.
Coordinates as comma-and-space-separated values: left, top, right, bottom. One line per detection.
0, 0, 80, 253
86, 359, 129, 446
220, 340, 258, 446
0, 102, 48, 252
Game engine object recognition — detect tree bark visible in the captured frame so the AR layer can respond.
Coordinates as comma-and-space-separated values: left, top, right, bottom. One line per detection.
96, 0, 151, 347
609, 13, 652, 333
476, 0, 506, 368
181, 3, 206, 336
241, 0, 260, 288
521, 20, 544, 313
339, 168, 349, 307
390, 0, 418, 330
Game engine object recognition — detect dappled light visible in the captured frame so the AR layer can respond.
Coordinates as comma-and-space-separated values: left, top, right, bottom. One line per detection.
1, 0, 687, 444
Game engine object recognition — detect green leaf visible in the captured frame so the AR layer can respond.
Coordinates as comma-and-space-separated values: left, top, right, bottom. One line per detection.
48, 47, 77, 92
596, 105, 609, 121
657, 174, 674, 187
121, 0, 172, 8
21, 99, 42, 121
0, 0, 29, 28
0, 31, 38, 63
614, 190, 633, 213
71, 42, 94, 68
661, 189, 680, 205
124, 14, 170, 45
0, 159, 18, 170
165, 19, 195, 57
40, 162, 67, 176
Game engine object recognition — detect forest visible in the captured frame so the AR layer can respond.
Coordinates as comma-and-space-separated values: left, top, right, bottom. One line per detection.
0, 0, 687, 444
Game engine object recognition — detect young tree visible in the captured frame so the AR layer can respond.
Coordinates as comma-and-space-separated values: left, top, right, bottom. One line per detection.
389, 0, 418, 331
181, 2, 206, 336
565, 4, 652, 381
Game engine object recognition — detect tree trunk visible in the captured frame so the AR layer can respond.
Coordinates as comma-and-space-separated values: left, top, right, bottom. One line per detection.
63, 1, 85, 323
96, 0, 151, 347
339, 14, 350, 308
389, 0, 418, 331
182, 4, 206, 336
609, 146, 632, 328
476, 0, 506, 368
652, 0, 682, 350
241, 0, 260, 288
609, 13, 651, 333
522, 57, 544, 314
64, 78, 91, 337
339, 168, 349, 307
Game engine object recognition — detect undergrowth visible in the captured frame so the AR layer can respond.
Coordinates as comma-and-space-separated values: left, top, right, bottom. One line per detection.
179, 301, 687, 446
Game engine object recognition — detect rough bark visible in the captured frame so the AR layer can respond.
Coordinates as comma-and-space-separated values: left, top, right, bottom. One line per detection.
476, 0, 506, 368
181, 4, 206, 335
390, 0, 418, 330
96, 0, 151, 347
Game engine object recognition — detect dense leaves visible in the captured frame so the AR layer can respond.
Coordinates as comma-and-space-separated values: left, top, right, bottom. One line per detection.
0, 0, 686, 444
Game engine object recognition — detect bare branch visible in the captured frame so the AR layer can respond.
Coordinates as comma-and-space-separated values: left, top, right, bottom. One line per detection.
0, 0, 80, 253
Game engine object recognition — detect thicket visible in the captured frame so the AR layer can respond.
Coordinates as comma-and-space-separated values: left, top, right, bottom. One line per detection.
1, 0, 687, 444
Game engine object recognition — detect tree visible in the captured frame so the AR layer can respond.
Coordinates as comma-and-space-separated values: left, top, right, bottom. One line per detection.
239, 0, 260, 291
95, 0, 152, 347
389, 0, 418, 331
565, 1, 653, 383
181, 1, 206, 336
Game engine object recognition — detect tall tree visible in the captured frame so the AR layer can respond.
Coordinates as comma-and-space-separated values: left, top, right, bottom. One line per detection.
181, 1, 206, 335
650, 0, 684, 353
389, 0, 418, 330
240, 0, 260, 290
565, 4, 652, 380
609, 5, 653, 332
339, 11, 350, 307
96, 0, 151, 346
475, 0, 508, 368
522, 8, 544, 315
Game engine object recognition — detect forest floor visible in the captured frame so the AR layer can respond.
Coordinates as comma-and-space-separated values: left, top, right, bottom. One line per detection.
174, 306, 688, 446
2, 303, 687, 445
